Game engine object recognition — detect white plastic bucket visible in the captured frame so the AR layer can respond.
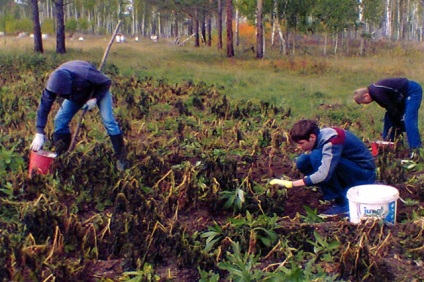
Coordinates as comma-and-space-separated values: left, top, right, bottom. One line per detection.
347, 184, 399, 224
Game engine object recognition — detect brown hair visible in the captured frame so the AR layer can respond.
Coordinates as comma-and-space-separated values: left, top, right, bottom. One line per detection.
353, 87, 369, 104
289, 119, 320, 143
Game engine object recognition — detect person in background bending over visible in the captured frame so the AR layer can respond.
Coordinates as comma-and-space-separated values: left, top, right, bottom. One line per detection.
354, 77, 422, 151
30, 60, 127, 171
269, 120, 376, 217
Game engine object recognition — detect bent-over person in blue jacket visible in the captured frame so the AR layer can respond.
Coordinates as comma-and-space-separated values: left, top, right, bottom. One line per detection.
270, 119, 376, 217
354, 77, 422, 150
30, 60, 126, 171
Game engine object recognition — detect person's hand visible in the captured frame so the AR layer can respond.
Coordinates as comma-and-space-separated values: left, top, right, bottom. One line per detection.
30, 133, 45, 151
269, 179, 293, 188
82, 98, 97, 111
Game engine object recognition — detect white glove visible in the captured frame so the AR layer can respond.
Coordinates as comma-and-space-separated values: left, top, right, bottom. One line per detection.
30, 133, 45, 151
82, 98, 97, 111
269, 179, 293, 188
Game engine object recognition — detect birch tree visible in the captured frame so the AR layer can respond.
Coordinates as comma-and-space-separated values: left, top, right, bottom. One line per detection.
256, 0, 264, 58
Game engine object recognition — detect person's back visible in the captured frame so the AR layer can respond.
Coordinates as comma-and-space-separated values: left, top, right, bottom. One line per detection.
318, 128, 375, 170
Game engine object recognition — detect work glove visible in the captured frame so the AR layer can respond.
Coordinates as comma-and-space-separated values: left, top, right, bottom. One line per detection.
82, 98, 97, 111
30, 133, 45, 151
269, 179, 293, 188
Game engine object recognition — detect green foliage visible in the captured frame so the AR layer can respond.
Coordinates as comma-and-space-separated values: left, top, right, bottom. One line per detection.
300, 205, 324, 223
0, 142, 24, 179
307, 231, 341, 260
218, 241, 265, 281
220, 187, 246, 213
14, 18, 33, 33
119, 263, 160, 282
201, 222, 224, 253
41, 18, 55, 34
66, 18, 78, 34
0, 42, 423, 281
198, 267, 220, 282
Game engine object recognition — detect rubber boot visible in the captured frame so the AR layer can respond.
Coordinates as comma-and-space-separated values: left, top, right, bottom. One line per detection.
53, 133, 72, 156
110, 134, 127, 171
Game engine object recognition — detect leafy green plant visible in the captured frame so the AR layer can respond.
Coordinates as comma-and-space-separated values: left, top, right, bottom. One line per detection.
198, 268, 220, 282
300, 205, 325, 223
266, 260, 341, 281
0, 143, 25, 178
400, 197, 419, 206
307, 231, 341, 262
201, 222, 225, 253
220, 187, 245, 213
218, 241, 265, 281
119, 263, 160, 282
228, 211, 278, 249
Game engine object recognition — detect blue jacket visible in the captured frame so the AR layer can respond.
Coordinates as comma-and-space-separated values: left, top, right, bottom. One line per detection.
303, 128, 375, 186
36, 60, 111, 134
368, 77, 409, 127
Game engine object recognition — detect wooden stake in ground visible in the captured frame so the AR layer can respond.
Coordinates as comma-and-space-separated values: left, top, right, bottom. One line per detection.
68, 20, 122, 153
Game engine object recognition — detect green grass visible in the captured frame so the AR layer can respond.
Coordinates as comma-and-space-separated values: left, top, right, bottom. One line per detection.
2, 35, 423, 139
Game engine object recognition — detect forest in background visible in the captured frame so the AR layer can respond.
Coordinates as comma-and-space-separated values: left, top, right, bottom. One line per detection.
2, 0, 424, 58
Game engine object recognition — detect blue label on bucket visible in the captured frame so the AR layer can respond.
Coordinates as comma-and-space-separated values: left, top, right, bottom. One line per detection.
361, 201, 396, 224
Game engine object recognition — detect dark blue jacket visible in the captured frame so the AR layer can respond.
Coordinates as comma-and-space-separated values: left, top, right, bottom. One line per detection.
303, 128, 375, 186
36, 60, 111, 134
368, 77, 409, 127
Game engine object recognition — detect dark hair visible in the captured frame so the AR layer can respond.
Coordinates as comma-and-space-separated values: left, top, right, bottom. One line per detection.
289, 119, 320, 143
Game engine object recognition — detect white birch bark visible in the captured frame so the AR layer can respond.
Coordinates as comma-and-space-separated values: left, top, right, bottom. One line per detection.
235, 0, 239, 46
385, 0, 392, 39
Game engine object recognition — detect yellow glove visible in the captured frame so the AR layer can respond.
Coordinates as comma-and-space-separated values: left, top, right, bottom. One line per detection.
269, 179, 293, 188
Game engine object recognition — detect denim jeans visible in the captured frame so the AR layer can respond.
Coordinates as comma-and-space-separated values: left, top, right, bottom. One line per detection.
54, 91, 122, 136
382, 80, 422, 149
296, 151, 376, 202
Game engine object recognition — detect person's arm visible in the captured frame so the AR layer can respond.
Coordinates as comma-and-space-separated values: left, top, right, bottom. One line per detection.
292, 179, 306, 187
303, 146, 340, 186
36, 89, 57, 134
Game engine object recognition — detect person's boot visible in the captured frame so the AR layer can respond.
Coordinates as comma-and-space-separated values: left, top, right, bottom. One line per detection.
110, 134, 127, 171
53, 133, 72, 156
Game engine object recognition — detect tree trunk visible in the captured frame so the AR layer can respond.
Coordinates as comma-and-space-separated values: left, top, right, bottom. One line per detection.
174, 10, 179, 38
385, 0, 392, 39
54, 0, 66, 54
256, 0, 263, 59
226, 0, 234, 57
30, 0, 43, 53
207, 10, 212, 46
217, 0, 223, 49
235, 0, 239, 46
195, 11, 200, 47
201, 12, 206, 44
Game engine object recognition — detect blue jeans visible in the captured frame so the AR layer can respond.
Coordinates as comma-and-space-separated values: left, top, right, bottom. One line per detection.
296, 151, 376, 202
54, 91, 122, 136
383, 80, 422, 149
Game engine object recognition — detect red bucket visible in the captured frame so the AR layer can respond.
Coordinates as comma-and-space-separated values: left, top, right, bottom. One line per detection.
371, 141, 395, 156
28, 150, 57, 177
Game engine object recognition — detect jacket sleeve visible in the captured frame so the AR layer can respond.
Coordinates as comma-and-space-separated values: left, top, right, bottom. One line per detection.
304, 142, 343, 185
36, 89, 57, 134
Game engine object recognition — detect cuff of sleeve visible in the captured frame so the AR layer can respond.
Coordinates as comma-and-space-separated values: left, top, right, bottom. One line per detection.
303, 177, 313, 186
